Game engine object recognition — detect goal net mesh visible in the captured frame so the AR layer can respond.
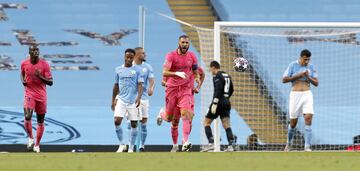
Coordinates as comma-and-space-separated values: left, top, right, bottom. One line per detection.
197, 24, 360, 151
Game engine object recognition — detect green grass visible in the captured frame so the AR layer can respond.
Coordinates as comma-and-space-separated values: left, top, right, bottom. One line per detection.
1, 152, 360, 171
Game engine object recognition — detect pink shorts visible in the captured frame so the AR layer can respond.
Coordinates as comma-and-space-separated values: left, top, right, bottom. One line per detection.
24, 96, 47, 114
165, 86, 193, 117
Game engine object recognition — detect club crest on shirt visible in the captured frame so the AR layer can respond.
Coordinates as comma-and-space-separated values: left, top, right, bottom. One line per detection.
131, 70, 136, 75
142, 68, 147, 73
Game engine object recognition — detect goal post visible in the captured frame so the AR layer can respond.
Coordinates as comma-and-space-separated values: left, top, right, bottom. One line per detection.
142, 7, 360, 151
211, 21, 360, 151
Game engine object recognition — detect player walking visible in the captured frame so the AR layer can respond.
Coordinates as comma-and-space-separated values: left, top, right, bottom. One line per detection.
202, 61, 236, 152
21, 45, 53, 153
111, 48, 143, 153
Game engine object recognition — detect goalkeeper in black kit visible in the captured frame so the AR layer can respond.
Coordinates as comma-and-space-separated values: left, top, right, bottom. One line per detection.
202, 60, 237, 152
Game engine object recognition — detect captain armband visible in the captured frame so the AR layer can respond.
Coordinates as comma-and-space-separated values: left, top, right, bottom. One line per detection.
192, 64, 198, 71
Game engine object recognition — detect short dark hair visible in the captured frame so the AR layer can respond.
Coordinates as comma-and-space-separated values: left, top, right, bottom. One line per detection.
300, 49, 311, 57
29, 44, 38, 51
134, 47, 143, 51
125, 48, 136, 55
210, 60, 220, 69
178, 35, 189, 40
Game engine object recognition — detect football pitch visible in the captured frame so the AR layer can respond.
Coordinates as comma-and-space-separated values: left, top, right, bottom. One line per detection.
0, 152, 359, 171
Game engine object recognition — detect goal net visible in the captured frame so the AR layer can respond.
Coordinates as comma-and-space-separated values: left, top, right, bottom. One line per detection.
145, 8, 360, 151
199, 22, 360, 151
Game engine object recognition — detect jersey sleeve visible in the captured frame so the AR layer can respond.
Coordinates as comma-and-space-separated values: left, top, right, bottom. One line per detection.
283, 63, 293, 78
163, 53, 173, 70
191, 52, 198, 71
43, 61, 52, 79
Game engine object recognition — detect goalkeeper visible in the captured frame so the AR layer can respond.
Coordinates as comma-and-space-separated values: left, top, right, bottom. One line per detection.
203, 61, 236, 152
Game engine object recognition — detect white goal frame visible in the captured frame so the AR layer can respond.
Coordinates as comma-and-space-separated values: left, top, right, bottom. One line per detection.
213, 21, 360, 152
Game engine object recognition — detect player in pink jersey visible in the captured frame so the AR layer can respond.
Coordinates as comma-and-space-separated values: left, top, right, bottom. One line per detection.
159, 35, 201, 152
20, 45, 53, 153
160, 67, 204, 111
159, 66, 204, 149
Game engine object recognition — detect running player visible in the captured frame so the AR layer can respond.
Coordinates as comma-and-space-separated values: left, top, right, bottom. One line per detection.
158, 66, 204, 152
159, 35, 200, 152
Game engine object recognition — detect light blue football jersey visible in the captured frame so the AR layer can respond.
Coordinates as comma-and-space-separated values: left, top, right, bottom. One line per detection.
135, 62, 154, 100
115, 65, 144, 104
283, 60, 318, 82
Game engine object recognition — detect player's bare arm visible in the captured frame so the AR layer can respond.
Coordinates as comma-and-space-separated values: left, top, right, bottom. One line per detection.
282, 70, 307, 83
35, 69, 53, 86
111, 83, 119, 111
194, 71, 205, 94
20, 70, 26, 86
161, 78, 166, 87
163, 67, 186, 79
148, 78, 155, 96
305, 72, 319, 86
162, 67, 175, 77
136, 82, 143, 108
199, 70, 205, 85
193, 70, 201, 88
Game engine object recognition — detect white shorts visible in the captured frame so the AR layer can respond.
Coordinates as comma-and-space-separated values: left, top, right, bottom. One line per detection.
139, 99, 149, 119
114, 99, 140, 121
289, 90, 314, 119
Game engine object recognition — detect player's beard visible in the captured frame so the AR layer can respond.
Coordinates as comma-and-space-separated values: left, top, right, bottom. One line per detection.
179, 45, 189, 54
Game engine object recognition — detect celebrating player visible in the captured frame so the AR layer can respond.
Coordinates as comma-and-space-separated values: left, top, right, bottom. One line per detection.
158, 35, 200, 152
158, 66, 204, 152
21, 45, 53, 153
111, 48, 143, 153
202, 61, 237, 152
282, 49, 319, 152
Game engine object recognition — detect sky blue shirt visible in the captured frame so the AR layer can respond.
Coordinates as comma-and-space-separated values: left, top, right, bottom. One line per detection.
134, 62, 154, 100
283, 60, 318, 83
115, 65, 144, 104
